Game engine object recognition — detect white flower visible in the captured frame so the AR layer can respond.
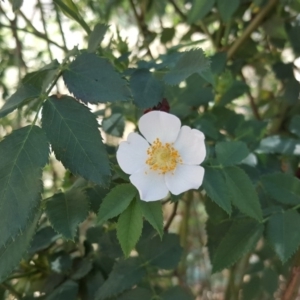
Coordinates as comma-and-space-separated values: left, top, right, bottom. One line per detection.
116, 111, 206, 201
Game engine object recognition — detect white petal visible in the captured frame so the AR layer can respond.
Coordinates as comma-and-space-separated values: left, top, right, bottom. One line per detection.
138, 111, 181, 144
116, 132, 149, 174
174, 126, 206, 165
165, 165, 205, 195
130, 169, 169, 201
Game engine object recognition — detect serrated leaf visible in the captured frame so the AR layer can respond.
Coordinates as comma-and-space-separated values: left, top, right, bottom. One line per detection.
0, 125, 49, 247
130, 69, 163, 108
95, 257, 145, 300
0, 211, 40, 282
0, 61, 59, 118
85, 185, 109, 214
42, 95, 111, 185
46, 280, 78, 300
212, 219, 263, 273
164, 49, 210, 85
117, 199, 143, 257
266, 210, 300, 263
216, 141, 250, 166
88, 23, 109, 53
202, 167, 232, 214
217, 0, 239, 22
188, 0, 215, 23
63, 53, 131, 103
102, 113, 125, 137
97, 184, 137, 224
46, 189, 89, 240
224, 166, 263, 221
289, 115, 300, 138
260, 173, 300, 205
219, 81, 249, 106
140, 201, 164, 238
137, 233, 182, 269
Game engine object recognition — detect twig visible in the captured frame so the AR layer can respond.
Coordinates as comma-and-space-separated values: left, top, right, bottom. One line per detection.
164, 201, 179, 232
54, 3, 68, 50
1, 283, 21, 299
227, 0, 278, 59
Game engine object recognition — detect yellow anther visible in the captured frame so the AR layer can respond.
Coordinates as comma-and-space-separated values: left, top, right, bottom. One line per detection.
145, 138, 182, 174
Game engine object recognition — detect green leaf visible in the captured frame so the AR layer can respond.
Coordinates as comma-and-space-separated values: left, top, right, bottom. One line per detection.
217, 0, 239, 22
0, 211, 40, 282
216, 141, 250, 166
42, 95, 111, 185
219, 81, 249, 106
212, 219, 263, 273
53, 0, 90, 34
102, 113, 125, 137
118, 288, 152, 300
46, 189, 89, 240
160, 27, 175, 44
266, 210, 300, 263
97, 184, 137, 224
0, 125, 49, 247
63, 53, 131, 103
202, 167, 232, 214
88, 23, 109, 53
46, 280, 79, 300
188, 0, 215, 23
85, 185, 109, 214
164, 49, 210, 85
224, 166, 263, 221
140, 201, 164, 238
289, 115, 300, 138
130, 69, 163, 108
95, 257, 145, 300
161, 286, 194, 300
137, 233, 182, 269
0, 61, 59, 118
257, 135, 299, 156
12, 0, 23, 11
117, 199, 143, 257
260, 173, 300, 205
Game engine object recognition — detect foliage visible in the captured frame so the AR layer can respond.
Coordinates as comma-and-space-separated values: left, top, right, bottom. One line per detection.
0, 0, 300, 299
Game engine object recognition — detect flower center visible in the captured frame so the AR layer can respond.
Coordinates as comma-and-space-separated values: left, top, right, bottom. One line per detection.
146, 138, 182, 174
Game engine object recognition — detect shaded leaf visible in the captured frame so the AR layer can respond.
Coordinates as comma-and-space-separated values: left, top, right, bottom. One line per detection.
203, 167, 232, 214
85, 185, 109, 214
137, 233, 182, 269
46, 189, 89, 240
217, 0, 239, 22
161, 286, 194, 300
289, 115, 300, 138
102, 113, 125, 137
12, 0, 23, 11
130, 69, 163, 108
164, 49, 210, 85
140, 201, 164, 238
224, 166, 263, 221
117, 199, 143, 257
266, 210, 300, 263
118, 288, 152, 300
219, 81, 248, 106
0, 211, 40, 282
261, 173, 300, 205
188, 0, 215, 23
63, 53, 131, 103
46, 280, 78, 300
212, 219, 263, 273
95, 257, 145, 300
0, 125, 49, 247
42, 95, 111, 185
88, 23, 109, 53
216, 141, 250, 166
97, 184, 137, 224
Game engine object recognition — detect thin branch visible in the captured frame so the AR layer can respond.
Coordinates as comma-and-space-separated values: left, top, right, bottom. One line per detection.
1, 283, 21, 299
227, 0, 278, 59
164, 201, 179, 232
54, 3, 68, 50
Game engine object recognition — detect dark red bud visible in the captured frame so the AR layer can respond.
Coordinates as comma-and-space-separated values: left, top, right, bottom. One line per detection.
144, 98, 170, 114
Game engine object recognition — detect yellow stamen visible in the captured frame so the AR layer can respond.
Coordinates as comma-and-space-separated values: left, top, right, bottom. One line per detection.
145, 138, 182, 174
